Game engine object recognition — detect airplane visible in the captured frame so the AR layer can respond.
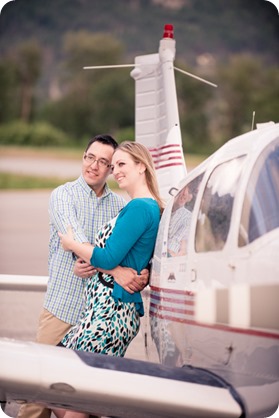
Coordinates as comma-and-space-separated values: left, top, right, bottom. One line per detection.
0, 24, 279, 418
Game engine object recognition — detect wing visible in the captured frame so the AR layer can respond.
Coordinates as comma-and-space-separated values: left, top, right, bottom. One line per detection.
0, 338, 243, 418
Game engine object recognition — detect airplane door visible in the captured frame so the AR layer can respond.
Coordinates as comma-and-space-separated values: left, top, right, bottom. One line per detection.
187, 156, 246, 367
190, 156, 246, 286
147, 174, 205, 367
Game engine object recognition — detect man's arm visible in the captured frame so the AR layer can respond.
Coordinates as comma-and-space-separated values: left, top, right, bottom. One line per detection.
49, 187, 89, 243
73, 259, 149, 294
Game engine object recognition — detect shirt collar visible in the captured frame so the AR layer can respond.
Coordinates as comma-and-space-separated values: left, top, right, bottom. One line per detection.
78, 175, 111, 199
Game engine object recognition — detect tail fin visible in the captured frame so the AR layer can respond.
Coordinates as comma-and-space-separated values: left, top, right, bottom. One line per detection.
131, 24, 187, 201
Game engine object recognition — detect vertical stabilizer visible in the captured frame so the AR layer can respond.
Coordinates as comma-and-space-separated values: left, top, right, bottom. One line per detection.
131, 24, 187, 201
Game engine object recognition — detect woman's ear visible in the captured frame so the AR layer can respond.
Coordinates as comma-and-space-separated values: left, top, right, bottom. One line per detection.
139, 162, 146, 175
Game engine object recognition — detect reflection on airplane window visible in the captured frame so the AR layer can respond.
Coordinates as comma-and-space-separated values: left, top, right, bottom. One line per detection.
167, 174, 203, 257
196, 157, 245, 252
239, 139, 279, 247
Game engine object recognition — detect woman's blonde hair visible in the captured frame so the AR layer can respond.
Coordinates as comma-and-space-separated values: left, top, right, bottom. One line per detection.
117, 141, 164, 212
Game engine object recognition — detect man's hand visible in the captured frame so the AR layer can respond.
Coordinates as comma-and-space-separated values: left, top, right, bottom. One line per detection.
112, 266, 149, 294
74, 258, 97, 278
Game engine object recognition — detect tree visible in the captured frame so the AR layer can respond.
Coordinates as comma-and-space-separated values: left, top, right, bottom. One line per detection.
217, 54, 278, 139
15, 39, 43, 122
175, 62, 214, 153
41, 31, 134, 140
0, 58, 20, 123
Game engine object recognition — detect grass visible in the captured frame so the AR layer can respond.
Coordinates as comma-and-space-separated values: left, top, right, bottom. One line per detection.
0, 172, 68, 189
0, 146, 207, 190
0, 172, 119, 190
0, 145, 82, 160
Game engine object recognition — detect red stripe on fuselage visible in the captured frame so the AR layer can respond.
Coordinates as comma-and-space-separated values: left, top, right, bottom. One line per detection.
149, 285, 279, 340
148, 144, 184, 170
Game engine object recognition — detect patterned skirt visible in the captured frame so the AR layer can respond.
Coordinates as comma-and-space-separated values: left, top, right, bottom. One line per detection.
61, 273, 140, 356
61, 216, 140, 357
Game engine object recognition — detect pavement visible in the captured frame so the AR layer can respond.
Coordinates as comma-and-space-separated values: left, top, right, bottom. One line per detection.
0, 155, 81, 179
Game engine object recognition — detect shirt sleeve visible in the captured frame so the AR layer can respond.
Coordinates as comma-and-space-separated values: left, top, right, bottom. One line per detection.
49, 186, 89, 243
91, 200, 151, 270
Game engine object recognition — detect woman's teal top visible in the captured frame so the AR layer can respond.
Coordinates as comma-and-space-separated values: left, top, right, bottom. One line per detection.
91, 198, 160, 316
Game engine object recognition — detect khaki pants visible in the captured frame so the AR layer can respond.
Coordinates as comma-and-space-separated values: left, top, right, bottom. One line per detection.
17, 309, 72, 418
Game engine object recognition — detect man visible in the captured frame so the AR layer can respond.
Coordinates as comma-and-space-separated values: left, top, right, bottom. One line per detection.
17, 134, 148, 418
167, 184, 193, 257
167, 175, 203, 257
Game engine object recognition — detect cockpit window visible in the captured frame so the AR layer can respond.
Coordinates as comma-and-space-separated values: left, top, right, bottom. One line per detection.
167, 174, 204, 257
238, 138, 279, 247
196, 157, 245, 252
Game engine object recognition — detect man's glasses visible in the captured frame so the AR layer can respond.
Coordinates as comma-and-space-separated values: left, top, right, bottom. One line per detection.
83, 154, 110, 169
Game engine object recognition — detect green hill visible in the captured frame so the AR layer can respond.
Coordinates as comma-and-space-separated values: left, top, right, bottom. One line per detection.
0, 0, 278, 152
1, 0, 278, 64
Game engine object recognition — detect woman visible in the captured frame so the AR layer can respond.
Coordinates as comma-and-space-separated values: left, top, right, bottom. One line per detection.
54, 142, 164, 418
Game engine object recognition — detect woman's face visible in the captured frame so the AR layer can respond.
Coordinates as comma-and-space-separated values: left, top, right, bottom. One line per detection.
111, 149, 143, 192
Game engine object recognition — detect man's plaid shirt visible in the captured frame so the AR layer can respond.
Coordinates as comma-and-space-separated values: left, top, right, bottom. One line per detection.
45, 175, 126, 324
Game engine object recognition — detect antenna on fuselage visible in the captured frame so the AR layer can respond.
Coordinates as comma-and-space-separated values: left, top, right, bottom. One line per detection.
251, 110, 256, 130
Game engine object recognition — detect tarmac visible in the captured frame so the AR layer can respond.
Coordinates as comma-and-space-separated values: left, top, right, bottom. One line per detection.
0, 155, 81, 179
0, 154, 146, 418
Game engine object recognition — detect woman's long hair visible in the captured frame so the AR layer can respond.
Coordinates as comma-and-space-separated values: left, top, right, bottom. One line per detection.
117, 141, 165, 212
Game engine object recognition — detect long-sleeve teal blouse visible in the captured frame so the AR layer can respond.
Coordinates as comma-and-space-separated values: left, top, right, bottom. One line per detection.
91, 198, 160, 316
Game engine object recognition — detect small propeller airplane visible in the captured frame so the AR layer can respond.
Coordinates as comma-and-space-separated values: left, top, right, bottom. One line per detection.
0, 24, 278, 418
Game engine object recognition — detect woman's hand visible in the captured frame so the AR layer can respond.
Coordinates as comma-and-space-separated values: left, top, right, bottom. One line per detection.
112, 266, 149, 294
58, 226, 75, 251
58, 227, 94, 264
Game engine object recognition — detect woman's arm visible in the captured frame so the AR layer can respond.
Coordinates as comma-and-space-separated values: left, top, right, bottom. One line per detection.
58, 226, 93, 263
92, 201, 152, 270
61, 225, 150, 293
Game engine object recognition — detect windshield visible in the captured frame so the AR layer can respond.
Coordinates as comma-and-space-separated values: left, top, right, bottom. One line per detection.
238, 138, 279, 246
195, 156, 245, 252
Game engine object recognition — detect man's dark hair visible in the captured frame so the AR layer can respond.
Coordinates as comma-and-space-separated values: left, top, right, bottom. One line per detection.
85, 134, 118, 153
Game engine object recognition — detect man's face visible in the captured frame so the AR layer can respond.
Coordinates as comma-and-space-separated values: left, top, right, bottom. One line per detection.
82, 141, 114, 194
176, 186, 193, 207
